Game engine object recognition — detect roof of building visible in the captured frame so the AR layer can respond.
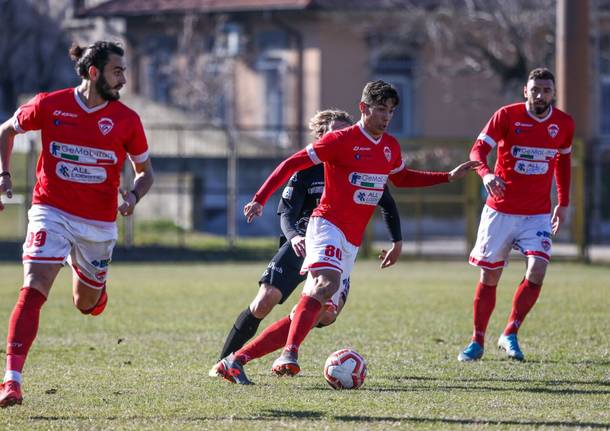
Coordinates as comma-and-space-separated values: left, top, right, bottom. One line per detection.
81, 0, 428, 17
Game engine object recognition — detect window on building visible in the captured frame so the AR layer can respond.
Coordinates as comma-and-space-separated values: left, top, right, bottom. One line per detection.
600, 33, 610, 135
373, 58, 415, 137
256, 31, 288, 142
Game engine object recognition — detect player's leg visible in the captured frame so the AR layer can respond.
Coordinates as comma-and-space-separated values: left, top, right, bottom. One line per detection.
459, 206, 514, 362
1, 207, 71, 407
498, 215, 552, 361
316, 277, 350, 328
1, 263, 62, 408
271, 269, 341, 376
217, 241, 305, 361
68, 220, 116, 316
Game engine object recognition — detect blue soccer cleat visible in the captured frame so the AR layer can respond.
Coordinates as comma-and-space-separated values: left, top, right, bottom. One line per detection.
498, 333, 524, 361
457, 341, 484, 362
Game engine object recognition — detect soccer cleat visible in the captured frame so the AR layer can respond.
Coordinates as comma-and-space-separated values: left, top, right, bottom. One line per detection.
90, 286, 108, 316
0, 381, 23, 408
208, 363, 221, 378
216, 357, 253, 385
498, 333, 525, 361
271, 352, 301, 376
457, 341, 484, 362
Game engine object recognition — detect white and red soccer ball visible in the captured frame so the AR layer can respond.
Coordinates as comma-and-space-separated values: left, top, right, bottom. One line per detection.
323, 348, 367, 390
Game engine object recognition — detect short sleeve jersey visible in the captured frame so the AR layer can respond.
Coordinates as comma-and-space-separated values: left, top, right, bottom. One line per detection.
477, 102, 574, 215
306, 123, 404, 246
12, 88, 149, 222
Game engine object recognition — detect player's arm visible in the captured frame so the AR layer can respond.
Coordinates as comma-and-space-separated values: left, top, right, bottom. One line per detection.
470, 110, 509, 199
118, 158, 154, 217
376, 186, 403, 269
279, 172, 308, 257
389, 161, 479, 188
552, 123, 574, 235
244, 149, 315, 223
0, 118, 20, 210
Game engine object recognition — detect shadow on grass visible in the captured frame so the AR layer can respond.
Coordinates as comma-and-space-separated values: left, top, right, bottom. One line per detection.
28, 414, 610, 429
333, 415, 610, 429
394, 375, 610, 388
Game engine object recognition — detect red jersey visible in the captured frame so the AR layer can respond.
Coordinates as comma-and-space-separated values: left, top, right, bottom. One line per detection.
254, 123, 404, 246
471, 102, 574, 215
12, 88, 149, 222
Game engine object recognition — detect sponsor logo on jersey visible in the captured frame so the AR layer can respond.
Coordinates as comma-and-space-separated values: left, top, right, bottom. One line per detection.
53, 110, 78, 118
352, 146, 371, 151
514, 160, 549, 175
349, 172, 387, 189
353, 189, 384, 205
282, 186, 293, 199
511, 145, 557, 161
50, 141, 117, 165
514, 122, 533, 127
98, 117, 114, 135
384, 146, 392, 162
547, 123, 559, 138
56, 161, 107, 184
307, 186, 324, 195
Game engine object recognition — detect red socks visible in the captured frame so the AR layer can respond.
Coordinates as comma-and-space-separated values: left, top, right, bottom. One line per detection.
235, 316, 291, 364
503, 278, 542, 335
472, 282, 497, 346
6, 288, 47, 374
284, 295, 322, 355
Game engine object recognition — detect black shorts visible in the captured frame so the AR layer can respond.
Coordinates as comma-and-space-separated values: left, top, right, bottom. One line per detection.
259, 240, 307, 304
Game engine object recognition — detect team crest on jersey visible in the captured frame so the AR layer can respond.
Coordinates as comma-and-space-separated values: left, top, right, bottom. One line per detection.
98, 117, 114, 135
383, 146, 392, 162
547, 124, 559, 138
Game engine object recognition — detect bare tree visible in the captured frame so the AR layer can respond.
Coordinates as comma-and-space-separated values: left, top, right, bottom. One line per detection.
357, 0, 556, 94
0, 0, 76, 117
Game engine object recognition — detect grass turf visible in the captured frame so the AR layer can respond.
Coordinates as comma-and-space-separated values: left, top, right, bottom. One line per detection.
0, 260, 608, 430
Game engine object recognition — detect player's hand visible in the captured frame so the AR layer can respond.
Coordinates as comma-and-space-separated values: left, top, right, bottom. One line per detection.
0, 175, 13, 212
118, 189, 137, 216
482, 173, 506, 199
290, 235, 306, 257
448, 160, 481, 182
379, 240, 402, 269
244, 200, 263, 223
551, 205, 568, 235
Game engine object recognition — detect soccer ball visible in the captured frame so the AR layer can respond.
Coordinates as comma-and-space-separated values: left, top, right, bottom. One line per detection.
323, 348, 367, 389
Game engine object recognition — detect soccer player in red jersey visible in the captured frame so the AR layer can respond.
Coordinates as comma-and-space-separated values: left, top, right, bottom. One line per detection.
458, 68, 574, 362
216, 80, 479, 384
0, 41, 154, 406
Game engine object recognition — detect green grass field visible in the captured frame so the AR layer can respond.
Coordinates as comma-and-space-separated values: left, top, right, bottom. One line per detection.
0, 260, 608, 430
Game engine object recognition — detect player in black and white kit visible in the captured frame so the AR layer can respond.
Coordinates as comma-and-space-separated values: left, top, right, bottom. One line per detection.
210, 110, 403, 375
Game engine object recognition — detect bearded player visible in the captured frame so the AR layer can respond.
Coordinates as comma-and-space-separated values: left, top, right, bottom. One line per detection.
458, 68, 574, 362
0, 41, 154, 406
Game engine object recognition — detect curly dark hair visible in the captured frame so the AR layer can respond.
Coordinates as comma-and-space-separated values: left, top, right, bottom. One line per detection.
361, 80, 400, 107
528, 67, 555, 84
69, 41, 124, 79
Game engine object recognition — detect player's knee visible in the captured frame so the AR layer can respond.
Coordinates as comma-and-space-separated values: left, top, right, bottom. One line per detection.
316, 311, 337, 328
312, 276, 339, 299
250, 285, 281, 318
480, 268, 502, 285
73, 292, 97, 312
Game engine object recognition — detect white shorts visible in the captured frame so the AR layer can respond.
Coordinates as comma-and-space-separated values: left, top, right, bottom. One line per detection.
301, 216, 359, 278
469, 205, 552, 270
22, 205, 117, 288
